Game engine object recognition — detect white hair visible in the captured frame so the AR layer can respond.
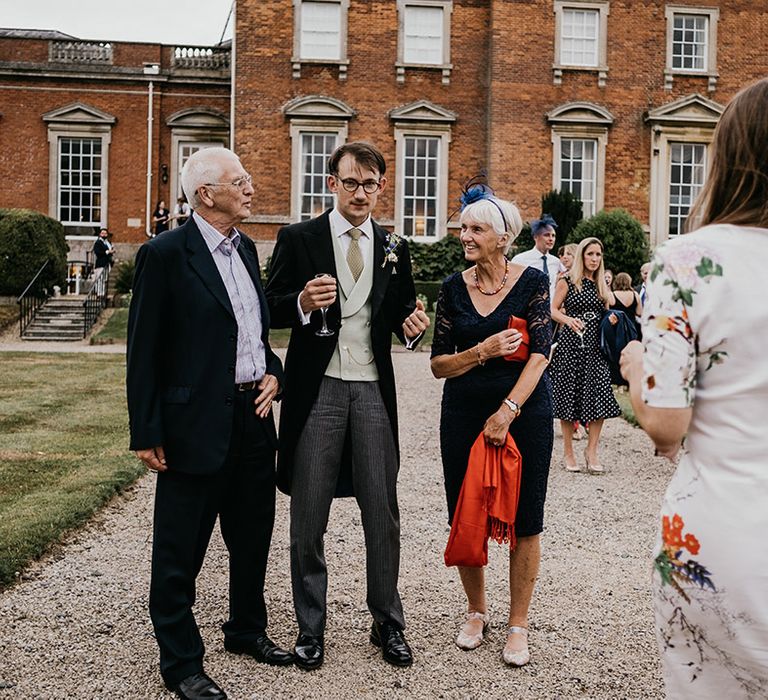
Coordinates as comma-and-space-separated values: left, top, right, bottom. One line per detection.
459, 197, 523, 254
181, 146, 240, 209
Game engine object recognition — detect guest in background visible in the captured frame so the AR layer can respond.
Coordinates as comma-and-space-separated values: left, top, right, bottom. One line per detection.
431, 185, 552, 667
152, 200, 170, 237
635, 262, 650, 306
557, 243, 577, 280
620, 77, 768, 698
172, 196, 191, 227
609, 272, 642, 338
93, 227, 115, 268
604, 268, 614, 289
549, 237, 620, 473
511, 214, 564, 300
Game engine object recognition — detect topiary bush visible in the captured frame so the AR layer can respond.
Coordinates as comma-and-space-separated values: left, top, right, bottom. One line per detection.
0, 208, 68, 295
567, 208, 650, 282
408, 234, 468, 281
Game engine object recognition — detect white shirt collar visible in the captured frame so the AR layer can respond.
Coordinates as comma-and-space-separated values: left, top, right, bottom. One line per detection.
329, 208, 373, 239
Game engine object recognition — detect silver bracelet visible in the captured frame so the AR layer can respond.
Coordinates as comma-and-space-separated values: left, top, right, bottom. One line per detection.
503, 398, 520, 418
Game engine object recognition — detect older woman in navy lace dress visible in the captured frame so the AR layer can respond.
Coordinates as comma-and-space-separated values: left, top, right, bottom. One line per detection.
431, 187, 553, 667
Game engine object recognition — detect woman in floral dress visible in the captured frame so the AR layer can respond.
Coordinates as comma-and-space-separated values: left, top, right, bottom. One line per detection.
620, 78, 768, 698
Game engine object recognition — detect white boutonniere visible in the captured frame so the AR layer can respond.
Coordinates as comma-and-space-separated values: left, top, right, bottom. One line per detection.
382, 232, 403, 268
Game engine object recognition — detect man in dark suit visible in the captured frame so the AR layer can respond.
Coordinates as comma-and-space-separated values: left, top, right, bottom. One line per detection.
127, 147, 292, 700
265, 142, 429, 671
92, 227, 114, 268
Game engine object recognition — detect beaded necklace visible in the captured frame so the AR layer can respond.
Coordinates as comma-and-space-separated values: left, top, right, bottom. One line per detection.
473, 258, 509, 296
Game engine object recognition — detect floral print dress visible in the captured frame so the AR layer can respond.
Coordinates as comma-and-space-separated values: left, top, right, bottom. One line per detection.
643, 224, 768, 698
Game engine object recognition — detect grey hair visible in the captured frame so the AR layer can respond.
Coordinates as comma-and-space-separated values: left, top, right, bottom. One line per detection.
459, 197, 523, 254
181, 147, 240, 209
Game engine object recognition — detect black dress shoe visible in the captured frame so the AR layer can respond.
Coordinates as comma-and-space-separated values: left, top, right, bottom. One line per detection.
294, 633, 324, 671
370, 621, 413, 667
172, 672, 227, 700
224, 633, 294, 666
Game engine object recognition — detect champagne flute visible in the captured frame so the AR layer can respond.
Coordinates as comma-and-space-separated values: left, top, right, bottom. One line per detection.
314, 273, 335, 337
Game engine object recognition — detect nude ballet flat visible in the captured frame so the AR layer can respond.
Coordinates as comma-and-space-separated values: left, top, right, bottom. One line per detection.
502, 625, 530, 667
456, 611, 490, 650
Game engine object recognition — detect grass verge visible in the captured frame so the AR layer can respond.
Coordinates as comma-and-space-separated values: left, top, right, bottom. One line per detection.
0, 352, 142, 589
0, 304, 19, 331
90, 308, 129, 345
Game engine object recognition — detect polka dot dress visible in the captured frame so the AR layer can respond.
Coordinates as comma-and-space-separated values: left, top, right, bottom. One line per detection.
550, 277, 621, 422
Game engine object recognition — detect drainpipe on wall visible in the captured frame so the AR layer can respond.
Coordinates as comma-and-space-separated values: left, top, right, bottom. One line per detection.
143, 63, 160, 237
229, 1, 236, 151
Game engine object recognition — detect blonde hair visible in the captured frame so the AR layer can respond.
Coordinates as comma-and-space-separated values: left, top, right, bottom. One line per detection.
569, 237, 610, 304
460, 197, 523, 254
687, 77, 768, 231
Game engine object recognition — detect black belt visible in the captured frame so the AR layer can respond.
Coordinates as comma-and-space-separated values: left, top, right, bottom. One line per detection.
235, 380, 260, 391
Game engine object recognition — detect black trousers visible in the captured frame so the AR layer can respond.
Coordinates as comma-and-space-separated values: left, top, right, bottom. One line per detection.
149, 389, 276, 687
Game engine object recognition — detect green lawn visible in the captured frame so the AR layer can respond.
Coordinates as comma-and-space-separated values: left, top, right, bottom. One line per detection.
0, 353, 142, 588
88, 308, 436, 350
90, 308, 129, 345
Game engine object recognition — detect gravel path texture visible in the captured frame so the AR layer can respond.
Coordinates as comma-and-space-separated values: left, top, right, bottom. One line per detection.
0, 350, 667, 699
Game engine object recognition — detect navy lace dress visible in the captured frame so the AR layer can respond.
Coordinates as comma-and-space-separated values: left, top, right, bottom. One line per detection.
431, 267, 554, 537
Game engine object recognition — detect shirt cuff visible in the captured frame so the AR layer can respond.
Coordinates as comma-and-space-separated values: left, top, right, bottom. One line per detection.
297, 292, 311, 326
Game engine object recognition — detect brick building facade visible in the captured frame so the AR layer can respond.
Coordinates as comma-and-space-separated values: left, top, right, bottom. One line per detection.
2, 2, 766, 255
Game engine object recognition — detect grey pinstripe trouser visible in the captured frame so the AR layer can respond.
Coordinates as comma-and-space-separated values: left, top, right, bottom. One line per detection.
290, 376, 405, 636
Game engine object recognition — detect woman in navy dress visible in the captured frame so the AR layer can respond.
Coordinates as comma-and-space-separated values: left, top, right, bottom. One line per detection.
431, 188, 553, 667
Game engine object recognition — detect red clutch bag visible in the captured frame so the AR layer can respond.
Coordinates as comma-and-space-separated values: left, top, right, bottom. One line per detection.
504, 315, 530, 362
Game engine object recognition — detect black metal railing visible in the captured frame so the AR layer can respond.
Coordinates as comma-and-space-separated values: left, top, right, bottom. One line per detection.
83, 264, 110, 337
17, 260, 50, 337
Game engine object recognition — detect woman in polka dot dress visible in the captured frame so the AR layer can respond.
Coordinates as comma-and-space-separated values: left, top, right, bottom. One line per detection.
550, 237, 620, 473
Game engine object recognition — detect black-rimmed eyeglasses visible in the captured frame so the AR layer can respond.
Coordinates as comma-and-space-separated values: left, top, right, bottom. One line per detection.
334, 176, 381, 194
204, 174, 253, 190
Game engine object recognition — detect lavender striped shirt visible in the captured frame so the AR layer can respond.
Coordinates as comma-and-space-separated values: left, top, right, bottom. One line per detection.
194, 212, 266, 383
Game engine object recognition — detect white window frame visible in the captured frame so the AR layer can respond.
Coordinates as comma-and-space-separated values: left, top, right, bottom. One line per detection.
54, 135, 107, 227
664, 5, 719, 91
393, 126, 450, 241
547, 102, 613, 218
396, 0, 453, 84
556, 137, 600, 218
667, 141, 707, 238
553, 0, 610, 87
649, 129, 713, 245
292, 0, 350, 80
400, 134, 442, 239
291, 127, 346, 222
44, 104, 115, 231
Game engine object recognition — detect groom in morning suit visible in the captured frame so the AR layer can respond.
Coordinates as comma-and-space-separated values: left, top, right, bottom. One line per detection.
265, 142, 430, 670
127, 147, 293, 700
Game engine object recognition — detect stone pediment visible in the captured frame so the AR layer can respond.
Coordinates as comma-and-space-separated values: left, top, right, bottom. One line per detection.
282, 95, 355, 120
42, 102, 116, 125
645, 94, 724, 127
389, 100, 457, 123
166, 108, 229, 128
547, 101, 614, 126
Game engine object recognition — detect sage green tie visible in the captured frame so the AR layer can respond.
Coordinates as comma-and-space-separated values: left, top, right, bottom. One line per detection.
347, 227, 364, 281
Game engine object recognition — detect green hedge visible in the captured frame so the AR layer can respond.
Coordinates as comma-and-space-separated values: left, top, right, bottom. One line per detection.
113, 259, 135, 294
511, 189, 584, 255
0, 209, 68, 296
414, 280, 442, 310
408, 234, 468, 281
568, 208, 650, 282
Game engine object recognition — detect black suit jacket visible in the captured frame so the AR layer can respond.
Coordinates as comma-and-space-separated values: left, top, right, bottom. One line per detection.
126, 217, 283, 474
265, 210, 418, 496
93, 238, 113, 268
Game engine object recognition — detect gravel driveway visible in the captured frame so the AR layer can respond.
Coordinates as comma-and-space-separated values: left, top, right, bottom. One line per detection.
0, 351, 666, 699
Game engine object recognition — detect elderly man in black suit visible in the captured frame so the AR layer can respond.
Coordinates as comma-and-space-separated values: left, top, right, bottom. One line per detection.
265, 142, 430, 671
127, 147, 292, 700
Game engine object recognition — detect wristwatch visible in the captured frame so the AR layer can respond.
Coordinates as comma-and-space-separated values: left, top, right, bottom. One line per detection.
503, 398, 521, 418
